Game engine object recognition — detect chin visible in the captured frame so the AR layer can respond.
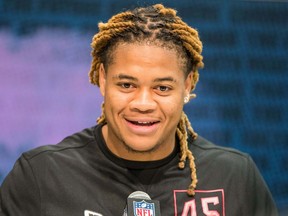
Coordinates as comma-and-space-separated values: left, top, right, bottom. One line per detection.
124, 142, 158, 154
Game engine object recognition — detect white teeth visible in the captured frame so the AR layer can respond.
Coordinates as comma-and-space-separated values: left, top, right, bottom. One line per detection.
129, 120, 157, 126
132, 121, 155, 126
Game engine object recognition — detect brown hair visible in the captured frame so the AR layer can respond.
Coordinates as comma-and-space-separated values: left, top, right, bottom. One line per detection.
89, 4, 204, 196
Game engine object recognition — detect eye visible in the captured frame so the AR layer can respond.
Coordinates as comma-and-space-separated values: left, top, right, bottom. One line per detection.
117, 82, 136, 92
121, 83, 132, 89
157, 86, 170, 92
154, 85, 173, 96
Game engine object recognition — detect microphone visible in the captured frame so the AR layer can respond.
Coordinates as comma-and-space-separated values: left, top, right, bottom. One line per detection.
123, 191, 161, 216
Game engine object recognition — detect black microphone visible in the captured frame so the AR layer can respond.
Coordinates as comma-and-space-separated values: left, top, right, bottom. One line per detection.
123, 191, 161, 216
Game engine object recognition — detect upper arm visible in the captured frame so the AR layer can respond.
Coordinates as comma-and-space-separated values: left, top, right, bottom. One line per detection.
245, 155, 278, 216
0, 156, 41, 216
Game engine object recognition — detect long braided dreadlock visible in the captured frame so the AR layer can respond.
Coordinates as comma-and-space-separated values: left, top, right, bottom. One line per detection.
88, 4, 204, 196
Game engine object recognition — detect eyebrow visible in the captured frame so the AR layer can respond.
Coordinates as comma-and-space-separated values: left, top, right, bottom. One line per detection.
112, 74, 177, 83
112, 74, 138, 81
153, 77, 176, 83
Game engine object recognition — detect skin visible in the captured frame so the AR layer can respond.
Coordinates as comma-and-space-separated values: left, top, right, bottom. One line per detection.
99, 43, 193, 161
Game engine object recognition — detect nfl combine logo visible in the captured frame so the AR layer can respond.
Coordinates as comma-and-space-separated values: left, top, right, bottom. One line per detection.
133, 200, 155, 216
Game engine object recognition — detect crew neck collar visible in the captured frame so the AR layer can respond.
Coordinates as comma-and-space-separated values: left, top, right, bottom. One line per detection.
94, 123, 179, 169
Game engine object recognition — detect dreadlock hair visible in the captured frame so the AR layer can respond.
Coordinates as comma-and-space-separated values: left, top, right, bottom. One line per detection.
89, 4, 204, 196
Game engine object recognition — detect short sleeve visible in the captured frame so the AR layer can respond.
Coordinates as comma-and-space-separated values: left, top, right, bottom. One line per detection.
0, 155, 41, 216
245, 155, 278, 216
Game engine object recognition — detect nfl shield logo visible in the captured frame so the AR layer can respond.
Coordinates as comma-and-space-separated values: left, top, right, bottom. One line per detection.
133, 200, 155, 216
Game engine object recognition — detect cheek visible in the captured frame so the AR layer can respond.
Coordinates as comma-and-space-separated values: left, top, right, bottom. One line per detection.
160, 96, 184, 115
104, 89, 131, 110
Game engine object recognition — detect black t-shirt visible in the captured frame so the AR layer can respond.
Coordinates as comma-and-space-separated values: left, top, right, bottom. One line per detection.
0, 124, 278, 215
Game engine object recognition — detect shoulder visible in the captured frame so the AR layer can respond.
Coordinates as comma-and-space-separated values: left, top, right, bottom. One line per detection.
187, 135, 278, 215
192, 135, 248, 156
190, 135, 252, 168
22, 126, 97, 162
188, 135, 263, 188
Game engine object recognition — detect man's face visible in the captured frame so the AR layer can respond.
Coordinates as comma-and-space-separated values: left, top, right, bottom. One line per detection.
99, 43, 193, 161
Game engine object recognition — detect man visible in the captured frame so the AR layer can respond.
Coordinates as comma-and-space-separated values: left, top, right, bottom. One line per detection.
0, 4, 278, 216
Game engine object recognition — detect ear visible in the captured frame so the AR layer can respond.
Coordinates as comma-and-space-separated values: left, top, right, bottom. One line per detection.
184, 72, 193, 96
99, 63, 106, 97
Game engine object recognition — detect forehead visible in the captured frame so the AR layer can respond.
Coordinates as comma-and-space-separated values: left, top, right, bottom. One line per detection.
105, 40, 188, 68
111, 42, 186, 69
109, 43, 182, 73
114, 42, 178, 59
104, 43, 188, 84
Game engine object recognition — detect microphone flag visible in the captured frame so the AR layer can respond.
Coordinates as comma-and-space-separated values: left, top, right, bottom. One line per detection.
127, 197, 161, 216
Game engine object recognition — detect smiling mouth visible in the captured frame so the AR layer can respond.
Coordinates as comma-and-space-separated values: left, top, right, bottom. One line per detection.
128, 120, 159, 126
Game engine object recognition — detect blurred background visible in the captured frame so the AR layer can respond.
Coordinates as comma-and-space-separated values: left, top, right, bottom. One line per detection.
0, 0, 287, 214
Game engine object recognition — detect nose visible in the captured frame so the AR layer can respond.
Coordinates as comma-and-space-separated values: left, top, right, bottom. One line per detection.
129, 88, 157, 113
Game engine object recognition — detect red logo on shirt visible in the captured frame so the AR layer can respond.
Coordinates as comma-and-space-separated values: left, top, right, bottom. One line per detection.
174, 189, 225, 216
